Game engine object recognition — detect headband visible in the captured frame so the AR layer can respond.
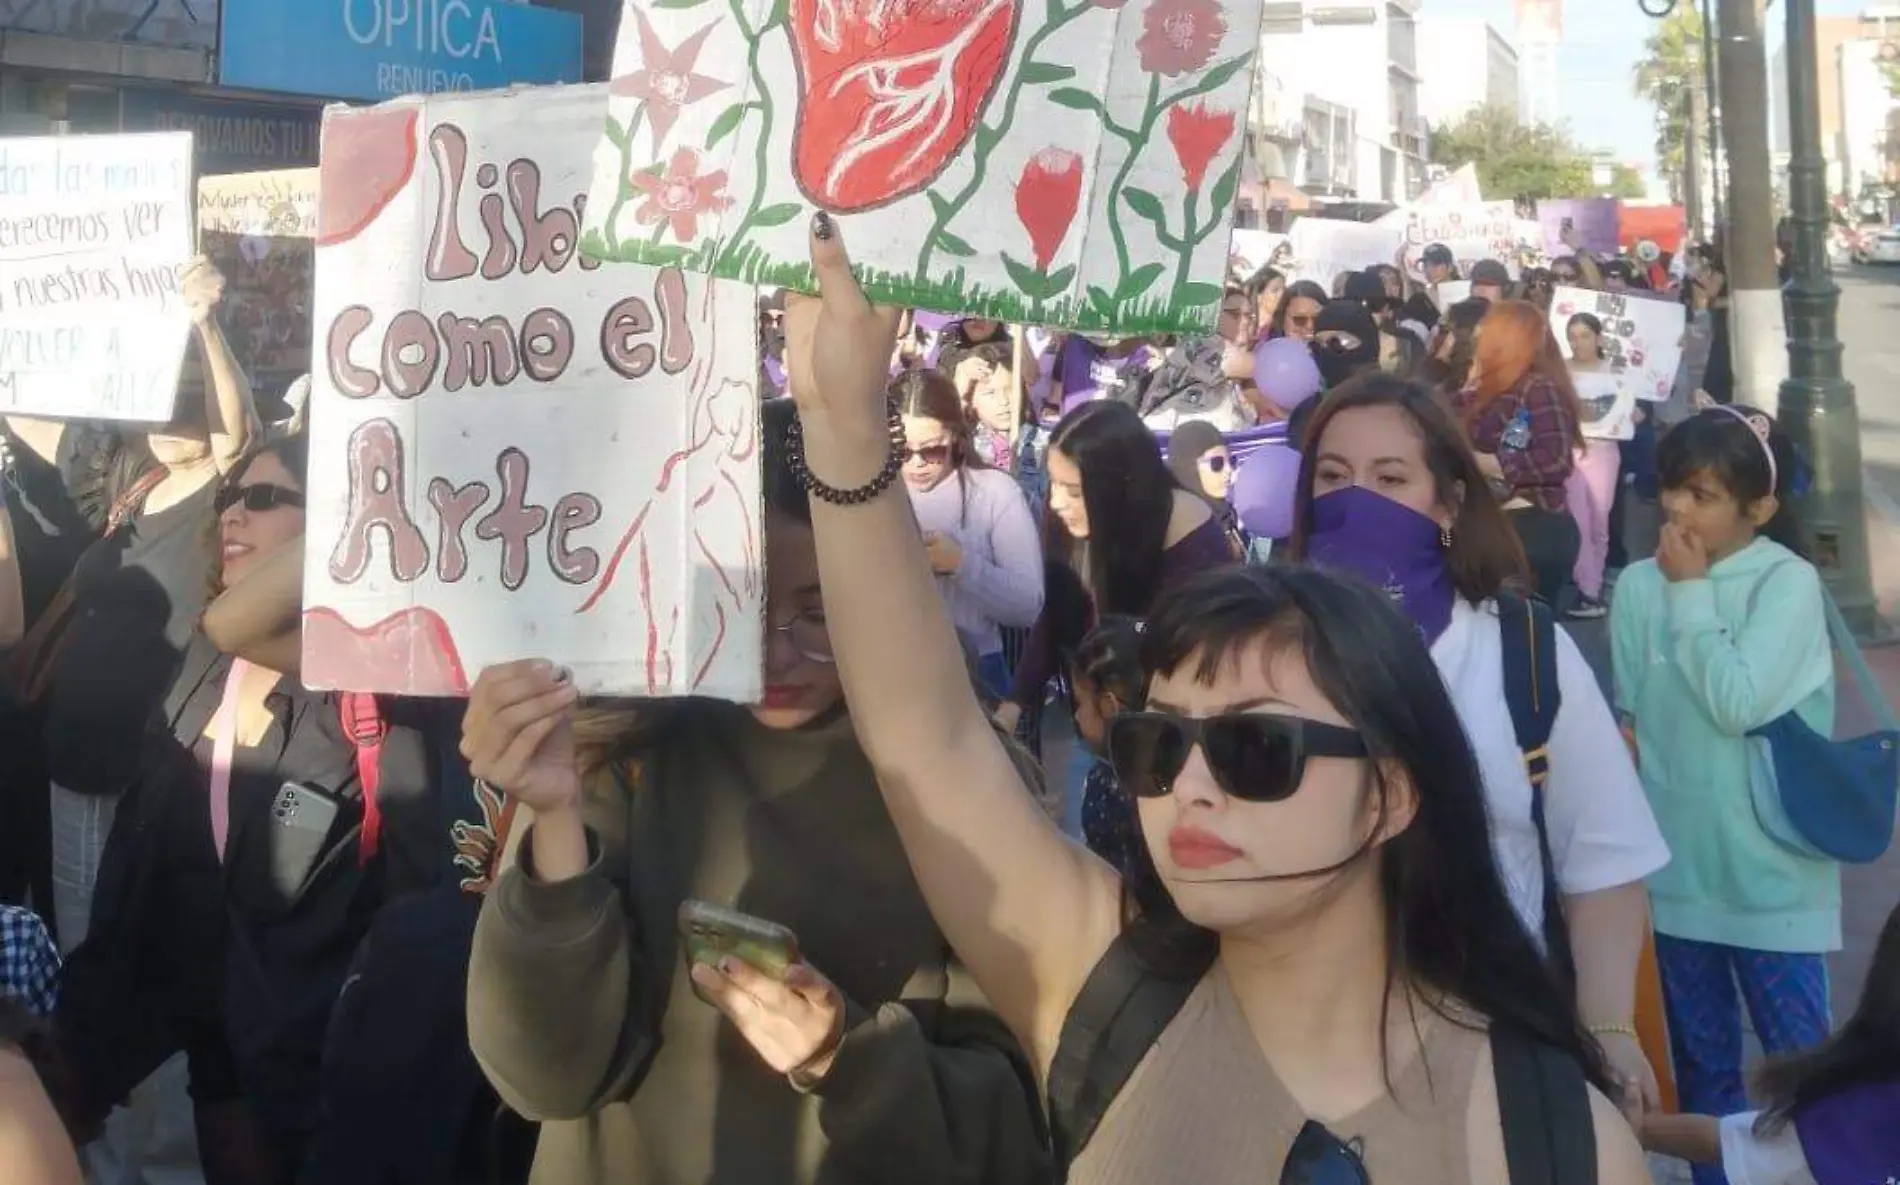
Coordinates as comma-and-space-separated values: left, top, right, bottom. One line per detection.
1707, 404, 1778, 492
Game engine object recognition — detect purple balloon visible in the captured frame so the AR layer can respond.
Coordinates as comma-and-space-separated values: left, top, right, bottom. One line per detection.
1231, 444, 1303, 540
1252, 338, 1323, 412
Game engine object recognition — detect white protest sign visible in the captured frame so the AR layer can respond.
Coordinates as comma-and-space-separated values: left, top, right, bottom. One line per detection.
1575, 371, 1637, 442
580, 0, 1263, 334
1387, 200, 1518, 282
305, 85, 763, 700
1434, 280, 1472, 308
198, 169, 319, 394
1228, 229, 1289, 278
1286, 218, 1404, 288
1549, 286, 1685, 403
0, 133, 194, 421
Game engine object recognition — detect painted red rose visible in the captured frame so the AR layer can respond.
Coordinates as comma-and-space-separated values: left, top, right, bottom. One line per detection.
1015, 148, 1083, 270
788, 0, 1020, 211
1165, 102, 1235, 189
1137, 0, 1227, 77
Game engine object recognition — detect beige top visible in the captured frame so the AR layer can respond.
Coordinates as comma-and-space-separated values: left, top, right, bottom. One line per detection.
1069, 969, 1488, 1185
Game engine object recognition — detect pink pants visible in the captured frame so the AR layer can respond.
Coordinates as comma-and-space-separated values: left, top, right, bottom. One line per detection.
1566, 441, 1622, 600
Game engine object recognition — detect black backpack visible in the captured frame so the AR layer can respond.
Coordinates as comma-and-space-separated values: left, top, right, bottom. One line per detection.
1496, 592, 1577, 993
1045, 937, 1596, 1183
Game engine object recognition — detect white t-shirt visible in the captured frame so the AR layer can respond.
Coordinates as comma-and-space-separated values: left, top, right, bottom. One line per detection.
1720, 1112, 1816, 1185
1431, 599, 1671, 938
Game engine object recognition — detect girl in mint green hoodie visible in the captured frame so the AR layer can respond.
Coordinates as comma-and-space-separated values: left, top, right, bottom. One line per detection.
1610, 405, 1837, 1185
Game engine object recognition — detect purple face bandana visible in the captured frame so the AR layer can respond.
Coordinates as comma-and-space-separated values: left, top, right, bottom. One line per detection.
1305, 486, 1457, 644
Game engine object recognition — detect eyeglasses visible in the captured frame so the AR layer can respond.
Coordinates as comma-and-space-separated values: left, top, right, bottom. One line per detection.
903, 444, 952, 465
215, 482, 305, 516
1280, 1121, 1370, 1185
1106, 712, 1367, 802
769, 610, 833, 664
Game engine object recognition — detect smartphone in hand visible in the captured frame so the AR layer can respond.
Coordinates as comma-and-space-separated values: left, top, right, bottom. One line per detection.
678, 900, 800, 988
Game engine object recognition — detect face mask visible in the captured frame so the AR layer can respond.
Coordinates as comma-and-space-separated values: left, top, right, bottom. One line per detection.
1311, 336, 1373, 389
1305, 486, 1457, 644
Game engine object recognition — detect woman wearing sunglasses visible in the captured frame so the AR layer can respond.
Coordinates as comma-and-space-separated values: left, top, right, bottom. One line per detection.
1267, 281, 1329, 343
775, 218, 1648, 1184
895, 370, 1044, 701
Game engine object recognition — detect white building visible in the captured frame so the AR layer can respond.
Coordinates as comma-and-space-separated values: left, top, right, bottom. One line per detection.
1250, 0, 1429, 204
1416, 17, 1521, 128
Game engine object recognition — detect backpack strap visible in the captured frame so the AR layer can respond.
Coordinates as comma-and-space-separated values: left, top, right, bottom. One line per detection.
1046, 934, 1207, 1168
1492, 1026, 1597, 1185
1496, 593, 1575, 990
339, 692, 388, 865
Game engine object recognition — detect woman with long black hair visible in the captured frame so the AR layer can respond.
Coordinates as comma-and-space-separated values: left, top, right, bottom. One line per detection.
737, 218, 1648, 1183
1266, 280, 1328, 342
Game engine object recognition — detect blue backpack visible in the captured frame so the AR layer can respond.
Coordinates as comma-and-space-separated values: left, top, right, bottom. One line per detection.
1743, 569, 1898, 865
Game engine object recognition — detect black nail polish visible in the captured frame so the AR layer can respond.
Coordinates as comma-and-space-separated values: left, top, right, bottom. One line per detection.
812, 211, 835, 241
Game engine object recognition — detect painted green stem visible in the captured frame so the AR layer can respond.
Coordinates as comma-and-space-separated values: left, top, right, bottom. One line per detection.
1174, 187, 1199, 289
1105, 74, 1161, 288
914, 0, 1091, 279
603, 103, 648, 253
715, 0, 781, 271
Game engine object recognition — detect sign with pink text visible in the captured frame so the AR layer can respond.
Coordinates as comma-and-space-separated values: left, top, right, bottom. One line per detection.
1385, 200, 1519, 283
305, 85, 762, 700
1549, 285, 1685, 404
579, 0, 1262, 334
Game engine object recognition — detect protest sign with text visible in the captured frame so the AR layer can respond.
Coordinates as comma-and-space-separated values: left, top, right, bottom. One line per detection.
1286, 218, 1404, 288
1536, 198, 1618, 259
1549, 285, 1684, 403
0, 132, 194, 421
198, 168, 317, 400
579, 0, 1262, 334
307, 85, 762, 699
1388, 200, 1518, 282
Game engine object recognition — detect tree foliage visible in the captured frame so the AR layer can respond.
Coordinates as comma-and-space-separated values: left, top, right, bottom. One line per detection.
1632, 5, 1704, 204
1428, 105, 1596, 202
1608, 164, 1648, 200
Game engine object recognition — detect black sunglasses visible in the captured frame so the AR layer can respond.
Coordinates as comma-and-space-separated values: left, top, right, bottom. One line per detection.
902, 443, 952, 465
216, 482, 305, 516
1280, 1121, 1370, 1185
1106, 712, 1367, 802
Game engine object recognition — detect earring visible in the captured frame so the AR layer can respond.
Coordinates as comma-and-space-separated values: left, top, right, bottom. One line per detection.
1439, 524, 1454, 549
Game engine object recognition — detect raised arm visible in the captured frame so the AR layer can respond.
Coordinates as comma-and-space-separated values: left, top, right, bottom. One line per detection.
180, 258, 260, 474
786, 218, 1119, 1067
200, 535, 303, 674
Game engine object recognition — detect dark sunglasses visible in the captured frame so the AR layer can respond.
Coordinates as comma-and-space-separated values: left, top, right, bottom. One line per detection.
216, 482, 305, 516
1280, 1121, 1370, 1185
902, 443, 952, 465
1107, 712, 1367, 802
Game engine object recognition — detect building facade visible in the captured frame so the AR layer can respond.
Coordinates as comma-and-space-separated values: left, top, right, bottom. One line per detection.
1513, 0, 1560, 128
1252, 0, 1429, 205
0, 0, 590, 173
1770, 10, 1900, 202
1416, 16, 1521, 128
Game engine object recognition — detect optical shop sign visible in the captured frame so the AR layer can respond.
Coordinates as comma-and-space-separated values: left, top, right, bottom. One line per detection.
219, 0, 583, 101
0, 133, 194, 422
1549, 286, 1686, 403
305, 84, 763, 701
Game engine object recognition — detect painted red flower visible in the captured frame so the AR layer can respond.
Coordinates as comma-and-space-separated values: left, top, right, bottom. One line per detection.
1015, 148, 1083, 271
1137, 0, 1228, 77
630, 147, 734, 243
1165, 102, 1235, 190
609, 10, 731, 147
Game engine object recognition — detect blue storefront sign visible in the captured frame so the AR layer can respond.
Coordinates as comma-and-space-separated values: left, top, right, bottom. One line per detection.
120, 89, 322, 174
219, 0, 583, 102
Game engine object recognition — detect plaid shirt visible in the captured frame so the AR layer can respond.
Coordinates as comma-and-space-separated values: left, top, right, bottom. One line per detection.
0, 906, 60, 1017
1462, 375, 1577, 513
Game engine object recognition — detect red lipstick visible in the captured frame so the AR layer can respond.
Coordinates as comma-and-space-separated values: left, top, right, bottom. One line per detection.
1167, 826, 1245, 870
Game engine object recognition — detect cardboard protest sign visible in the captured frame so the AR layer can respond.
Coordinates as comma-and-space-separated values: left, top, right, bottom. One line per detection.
198, 169, 317, 402
1536, 198, 1618, 260
1549, 286, 1684, 403
1387, 200, 1518, 282
306, 85, 762, 700
1575, 371, 1637, 442
580, 0, 1262, 334
1228, 229, 1288, 278
1286, 218, 1403, 288
1416, 163, 1482, 206
0, 132, 194, 421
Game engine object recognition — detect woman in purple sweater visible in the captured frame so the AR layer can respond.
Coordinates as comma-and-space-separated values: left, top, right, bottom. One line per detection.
897, 371, 1045, 699
994, 401, 1234, 831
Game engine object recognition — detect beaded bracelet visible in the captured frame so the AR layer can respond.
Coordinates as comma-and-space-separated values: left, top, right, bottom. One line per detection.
784, 398, 907, 506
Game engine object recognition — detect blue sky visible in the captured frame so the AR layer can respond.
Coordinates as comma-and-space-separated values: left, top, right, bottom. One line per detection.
1422, 0, 1863, 169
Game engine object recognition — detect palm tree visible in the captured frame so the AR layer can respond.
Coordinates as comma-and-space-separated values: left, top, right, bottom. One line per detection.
1632, 5, 1705, 203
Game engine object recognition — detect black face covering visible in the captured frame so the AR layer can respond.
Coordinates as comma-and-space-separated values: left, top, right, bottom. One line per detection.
1310, 302, 1381, 389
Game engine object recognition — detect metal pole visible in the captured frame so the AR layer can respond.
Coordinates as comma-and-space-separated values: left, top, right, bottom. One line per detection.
1700, 0, 1724, 230
1779, 0, 1882, 636
1716, 0, 1788, 410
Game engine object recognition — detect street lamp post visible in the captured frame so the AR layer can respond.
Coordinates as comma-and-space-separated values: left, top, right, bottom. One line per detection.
1778, 0, 1882, 636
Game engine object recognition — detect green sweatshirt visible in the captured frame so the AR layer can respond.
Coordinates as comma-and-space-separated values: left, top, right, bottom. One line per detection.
1610, 538, 1841, 954
467, 701, 1053, 1185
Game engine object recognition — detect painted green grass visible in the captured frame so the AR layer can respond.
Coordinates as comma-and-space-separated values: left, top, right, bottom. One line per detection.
578, 228, 1217, 335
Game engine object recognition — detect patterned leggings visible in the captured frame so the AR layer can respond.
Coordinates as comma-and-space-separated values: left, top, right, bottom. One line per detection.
1652, 934, 1832, 1185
